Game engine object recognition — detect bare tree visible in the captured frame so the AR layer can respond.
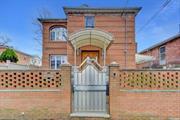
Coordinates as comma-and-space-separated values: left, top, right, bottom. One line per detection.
0, 33, 11, 46
32, 8, 52, 50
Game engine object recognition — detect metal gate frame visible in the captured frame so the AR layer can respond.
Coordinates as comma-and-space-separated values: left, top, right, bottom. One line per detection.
71, 59, 109, 114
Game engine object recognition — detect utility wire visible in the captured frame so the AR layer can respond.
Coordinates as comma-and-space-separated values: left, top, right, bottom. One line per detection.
138, 0, 172, 33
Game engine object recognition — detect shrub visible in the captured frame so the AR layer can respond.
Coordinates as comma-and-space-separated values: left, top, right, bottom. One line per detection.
0, 48, 18, 63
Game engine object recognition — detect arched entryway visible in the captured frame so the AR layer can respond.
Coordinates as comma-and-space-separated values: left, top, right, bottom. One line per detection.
69, 28, 113, 66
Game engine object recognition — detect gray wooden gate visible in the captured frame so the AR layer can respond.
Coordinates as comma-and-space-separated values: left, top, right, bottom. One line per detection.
72, 60, 108, 113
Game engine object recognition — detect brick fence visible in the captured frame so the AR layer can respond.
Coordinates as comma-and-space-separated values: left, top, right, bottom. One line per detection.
0, 64, 71, 120
109, 64, 180, 120
0, 64, 179, 119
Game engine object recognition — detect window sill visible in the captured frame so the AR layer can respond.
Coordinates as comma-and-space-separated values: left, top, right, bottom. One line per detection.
48, 40, 67, 43
85, 27, 95, 28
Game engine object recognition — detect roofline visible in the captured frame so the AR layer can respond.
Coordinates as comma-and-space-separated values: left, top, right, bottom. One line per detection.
0, 45, 34, 57
139, 33, 180, 54
15, 49, 34, 57
63, 6, 141, 16
38, 18, 67, 23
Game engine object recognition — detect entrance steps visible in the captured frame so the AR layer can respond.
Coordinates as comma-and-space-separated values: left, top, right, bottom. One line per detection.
70, 113, 110, 120
70, 118, 110, 120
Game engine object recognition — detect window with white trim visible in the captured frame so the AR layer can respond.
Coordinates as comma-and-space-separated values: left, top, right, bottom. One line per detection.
50, 55, 67, 69
159, 46, 166, 65
50, 27, 67, 41
85, 16, 95, 28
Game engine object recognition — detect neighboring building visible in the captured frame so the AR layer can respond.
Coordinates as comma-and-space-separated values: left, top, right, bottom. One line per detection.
0, 61, 40, 70
0, 45, 41, 66
137, 34, 180, 69
30, 55, 42, 66
135, 53, 155, 66
39, 5, 141, 69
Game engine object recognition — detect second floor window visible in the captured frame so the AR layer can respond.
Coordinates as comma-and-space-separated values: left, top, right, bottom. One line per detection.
159, 46, 166, 65
85, 16, 94, 28
50, 27, 67, 41
50, 55, 67, 69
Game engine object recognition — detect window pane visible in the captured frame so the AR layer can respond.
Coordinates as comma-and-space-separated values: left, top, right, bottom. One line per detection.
61, 56, 67, 64
85, 16, 94, 28
50, 55, 67, 69
160, 54, 165, 60
62, 30, 67, 41
56, 31, 61, 40
50, 56, 56, 69
56, 56, 61, 69
50, 31, 56, 40
159, 46, 166, 65
160, 47, 165, 53
50, 27, 67, 41
51, 61, 55, 69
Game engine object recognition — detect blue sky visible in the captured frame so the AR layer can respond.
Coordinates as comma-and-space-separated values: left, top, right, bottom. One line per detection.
0, 0, 179, 57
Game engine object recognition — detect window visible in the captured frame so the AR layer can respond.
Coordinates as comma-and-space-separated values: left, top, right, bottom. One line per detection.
50, 55, 67, 69
50, 27, 67, 41
159, 46, 166, 65
85, 16, 94, 28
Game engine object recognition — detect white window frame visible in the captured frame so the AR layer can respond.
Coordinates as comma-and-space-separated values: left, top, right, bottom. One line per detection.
50, 55, 67, 69
50, 27, 67, 41
159, 46, 166, 65
85, 16, 95, 28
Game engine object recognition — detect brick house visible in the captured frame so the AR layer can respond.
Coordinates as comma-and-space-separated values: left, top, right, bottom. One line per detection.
39, 5, 141, 69
0, 45, 41, 66
137, 33, 180, 69
0, 6, 180, 119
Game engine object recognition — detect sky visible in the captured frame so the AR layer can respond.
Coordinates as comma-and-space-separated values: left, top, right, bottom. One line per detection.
0, 0, 179, 57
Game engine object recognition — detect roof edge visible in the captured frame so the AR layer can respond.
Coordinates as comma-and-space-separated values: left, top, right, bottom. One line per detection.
0, 45, 35, 57
63, 6, 142, 15
38, 18, 67, 23
139, 33, 180, 54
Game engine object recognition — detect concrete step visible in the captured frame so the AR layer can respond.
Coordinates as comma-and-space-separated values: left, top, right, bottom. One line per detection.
70, 117, 110, 120
70, 113, 110, 120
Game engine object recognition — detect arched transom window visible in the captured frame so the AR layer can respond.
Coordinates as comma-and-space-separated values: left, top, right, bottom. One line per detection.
50, 27, 67, 41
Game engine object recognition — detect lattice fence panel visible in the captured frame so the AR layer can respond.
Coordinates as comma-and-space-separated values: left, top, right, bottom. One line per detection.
119, 71, 180, 89
0, 70, 62, 89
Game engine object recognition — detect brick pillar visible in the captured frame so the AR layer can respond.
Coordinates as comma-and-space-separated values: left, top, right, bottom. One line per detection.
109, 62, 120, 119
60, 64, 72, 114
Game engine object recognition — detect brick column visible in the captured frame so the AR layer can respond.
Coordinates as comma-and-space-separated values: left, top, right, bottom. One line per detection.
60, 64, 72, 114
109, 62, 120, 119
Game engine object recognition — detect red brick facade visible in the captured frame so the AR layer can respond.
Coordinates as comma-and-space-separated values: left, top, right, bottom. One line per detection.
40, 7, 140, 69
41, 20, 67, 69
137, 34, 180, 69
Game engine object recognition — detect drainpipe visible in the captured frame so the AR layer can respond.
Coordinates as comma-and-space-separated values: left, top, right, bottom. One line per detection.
124, 13, 127, 69
74, 38, 77, 68
103, 47, 106, 66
